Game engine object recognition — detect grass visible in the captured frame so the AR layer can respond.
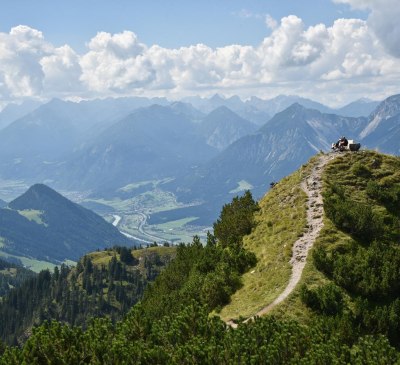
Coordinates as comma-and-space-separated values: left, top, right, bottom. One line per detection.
88, 246, 176, 277
268, 218, 352, 323
17, 209, 47, 225
88, 250, 119, 266
147, 217, 205, 243
0, 267, 17, 276
131, 246, 176, 259
88, 246, 176, 266
63, 259, 76, 267
85, 189, 181, 214
219, 156, 321, 321
118, 178, 174, 192
153, 217, 198, 230
268, 150, 400, 323
118, 213, 207, 244
118, 180, 158, 192
0, 249, 56, 273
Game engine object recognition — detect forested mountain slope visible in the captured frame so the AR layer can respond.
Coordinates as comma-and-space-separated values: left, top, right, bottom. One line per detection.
57, 104, 218, 192
0, 184, 131, 263
0, 246, 175, 345
0, 258, 35, 297
1, 150, 400, 364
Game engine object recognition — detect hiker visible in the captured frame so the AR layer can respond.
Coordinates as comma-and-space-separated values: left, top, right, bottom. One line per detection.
339, 136, 348, 148
332, 136, 348, 151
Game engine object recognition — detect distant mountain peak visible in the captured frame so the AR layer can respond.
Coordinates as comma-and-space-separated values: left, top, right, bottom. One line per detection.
3, 183, 132, 262
360, 94, 400, 139
8, 183, 70, 212
226, 95, 242, 103
42, 98, 72, 110
210, 93, 225, 102
357, 97, 374, 103
288, 102, 306, 110
208, 105, 238, 116
278, 102, 309, 117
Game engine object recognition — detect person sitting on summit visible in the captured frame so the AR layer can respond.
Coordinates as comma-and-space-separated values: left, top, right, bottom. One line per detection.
339, 136, 348, 148
332, 136, 348, 151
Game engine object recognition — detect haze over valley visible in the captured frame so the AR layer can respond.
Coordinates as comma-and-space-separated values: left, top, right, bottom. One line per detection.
1, 1, 400, 362
0, 93, 398, 260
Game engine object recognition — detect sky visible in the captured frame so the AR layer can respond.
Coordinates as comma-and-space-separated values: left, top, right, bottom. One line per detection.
0, 0, 399, 107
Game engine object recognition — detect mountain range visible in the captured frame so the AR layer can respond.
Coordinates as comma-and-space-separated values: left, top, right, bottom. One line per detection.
160, 96, 398, 224
0, 93, 398, 227
0, 100, 42, 130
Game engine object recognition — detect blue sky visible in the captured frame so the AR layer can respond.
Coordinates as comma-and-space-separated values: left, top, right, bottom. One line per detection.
1, 0, 367, 50
0, 0, 398, 106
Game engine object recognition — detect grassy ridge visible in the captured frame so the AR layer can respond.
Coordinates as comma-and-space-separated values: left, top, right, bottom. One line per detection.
271, 151, 400, 324
222, 151, 400, 324
88, 246, 176, 269
219, 157, 319, 320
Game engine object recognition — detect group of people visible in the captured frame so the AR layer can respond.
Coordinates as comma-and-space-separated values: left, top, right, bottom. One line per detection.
332, 136, 348, 151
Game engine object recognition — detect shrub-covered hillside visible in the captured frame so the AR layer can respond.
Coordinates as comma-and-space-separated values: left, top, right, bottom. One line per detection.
0, 258, 35, 297
0, 246, 175, 346
1, 151, 400, 364
269, 151, 400, 343
305, 151, 400, 341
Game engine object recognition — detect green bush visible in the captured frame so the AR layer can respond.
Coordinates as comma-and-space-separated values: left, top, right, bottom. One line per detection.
312, 245, 334, 276
213, 190, 259, 248
367, 181, 400, 214
301, 283, 344, 315
323, 184, 383, 242
332, 241, 400, 299
352, 162, 372, 178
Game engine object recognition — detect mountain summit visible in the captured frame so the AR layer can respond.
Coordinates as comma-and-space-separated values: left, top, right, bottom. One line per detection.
1, 184, 131, 264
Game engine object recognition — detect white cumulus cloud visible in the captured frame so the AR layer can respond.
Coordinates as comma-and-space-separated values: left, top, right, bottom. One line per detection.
0, 11, 399, 106
0, 25, 81, 101
334, 0, 400, 57
80, 31, 155, 93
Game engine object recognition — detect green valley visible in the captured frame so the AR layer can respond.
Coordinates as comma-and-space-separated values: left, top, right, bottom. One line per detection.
1, 150, 400, 364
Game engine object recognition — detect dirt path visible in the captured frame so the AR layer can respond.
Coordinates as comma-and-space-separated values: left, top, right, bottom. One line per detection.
228, 154, 334, 327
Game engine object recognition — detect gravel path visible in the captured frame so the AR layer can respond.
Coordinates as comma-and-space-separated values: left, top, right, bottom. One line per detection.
228, 154, 334, 327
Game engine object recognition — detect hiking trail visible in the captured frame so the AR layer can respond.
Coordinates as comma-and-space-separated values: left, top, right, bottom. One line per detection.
228, 153, 335, 327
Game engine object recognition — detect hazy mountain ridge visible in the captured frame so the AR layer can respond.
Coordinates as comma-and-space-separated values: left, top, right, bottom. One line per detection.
335, 98, 380, 117
55, 104, 218, 192
0, 93, 398, 229
0, 184, 132, 263
172, 103, 369, 209
0, 100, 42, 131
196, 106, 258, 150
0, 97, 171, 181
361, 94, 400, 155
